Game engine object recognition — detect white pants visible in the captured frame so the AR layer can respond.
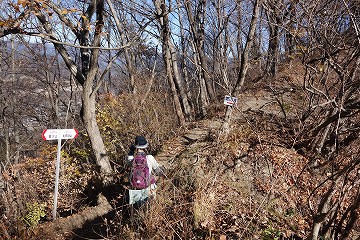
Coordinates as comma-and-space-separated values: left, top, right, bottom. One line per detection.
128, 183, 157, 205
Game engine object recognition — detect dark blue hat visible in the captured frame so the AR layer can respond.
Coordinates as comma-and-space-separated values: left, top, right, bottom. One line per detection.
135, 136, 148, 149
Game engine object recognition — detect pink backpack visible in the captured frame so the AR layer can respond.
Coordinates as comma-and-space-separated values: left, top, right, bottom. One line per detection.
130, 153, 155, 189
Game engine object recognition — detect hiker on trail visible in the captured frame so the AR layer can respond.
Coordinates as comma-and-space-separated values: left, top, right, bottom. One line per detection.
127, 135, 163, 205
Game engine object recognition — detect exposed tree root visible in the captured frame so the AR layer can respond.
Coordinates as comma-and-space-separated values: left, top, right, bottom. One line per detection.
35, 193, 112, 239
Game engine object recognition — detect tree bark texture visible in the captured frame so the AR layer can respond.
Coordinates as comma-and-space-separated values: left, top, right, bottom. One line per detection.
176, 0, 194, 119
170, 42, 193, 120
265, 3, 280, 77
154, 0, 186, 125
185, 0, 215, 114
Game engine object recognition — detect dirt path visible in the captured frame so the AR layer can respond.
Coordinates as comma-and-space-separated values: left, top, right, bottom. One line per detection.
155, 119, 222, 168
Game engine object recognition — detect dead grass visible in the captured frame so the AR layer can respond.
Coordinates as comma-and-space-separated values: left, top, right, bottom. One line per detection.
2, 59, 359, 239
193, 171, 221, 231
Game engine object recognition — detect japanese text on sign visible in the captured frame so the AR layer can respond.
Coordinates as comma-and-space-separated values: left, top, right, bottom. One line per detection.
42, 129, 78, 140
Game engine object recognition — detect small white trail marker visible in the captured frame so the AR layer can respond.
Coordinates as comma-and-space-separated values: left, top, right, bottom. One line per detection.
224, 95, 238, 106
42, 128, 78, 220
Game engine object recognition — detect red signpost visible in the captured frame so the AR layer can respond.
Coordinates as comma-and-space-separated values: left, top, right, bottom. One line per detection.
42, 128, 78, 220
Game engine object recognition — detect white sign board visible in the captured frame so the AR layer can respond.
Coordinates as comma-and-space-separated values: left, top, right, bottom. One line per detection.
42, 128, 78, 140
224, 95, 238, 106
41, 128, 78, 220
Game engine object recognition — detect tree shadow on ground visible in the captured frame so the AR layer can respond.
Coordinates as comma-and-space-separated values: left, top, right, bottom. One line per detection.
69, 182, 132, 239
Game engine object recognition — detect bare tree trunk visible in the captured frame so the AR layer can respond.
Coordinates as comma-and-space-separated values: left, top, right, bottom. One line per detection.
185, 0, 214, 116
37, 193, 112, 237
257, 8, 265, 70
311, 187, 334, 240
140, 55, 157, 106
166, 48, 186, 125
154, 0, 186, 125
220, 5, 230, 90
196, 0, 215, 102
176, 0, 194, 117
2, 35, 19, 167
83, 0, 113, 180
188, 37, 208, 115
199, 69, 209, 116
285, 2, 296, 65
338, 189, 360, 239
266, 20, 279, 76
264, 0, 292, 76
221, 0, 261, 137
82, 85, 113, 178
235, 1, 243, 71
170, 43, 193, 120
199, 43, 215, 102
4, 115, 10, 166
14, 129, 19, 165
105, 23, 111, 94
154, 0, 193, 120
4, 36, 15, 165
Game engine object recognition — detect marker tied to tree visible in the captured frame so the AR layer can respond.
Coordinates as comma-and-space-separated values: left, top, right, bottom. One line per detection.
42, 128, 78, 220
224, 95, 238, 106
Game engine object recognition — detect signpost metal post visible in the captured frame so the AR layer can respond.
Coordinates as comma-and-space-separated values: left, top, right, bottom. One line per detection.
54, 138, 62, 221
42, 128, 78, 220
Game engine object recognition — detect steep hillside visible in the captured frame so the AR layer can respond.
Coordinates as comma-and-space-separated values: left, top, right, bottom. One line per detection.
32, 72, 314, 239
2, 62, 359, 240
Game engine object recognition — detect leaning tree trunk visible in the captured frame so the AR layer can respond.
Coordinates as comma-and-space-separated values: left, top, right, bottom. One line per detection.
37, 193, 112, 237
176, 0, 194, 118
82, 84, 113, 179
165, 47, 186, 125
80, 0, 113, 181
35, 1, 114, 183
195, 0, 215, 102
310, 183, 336, 240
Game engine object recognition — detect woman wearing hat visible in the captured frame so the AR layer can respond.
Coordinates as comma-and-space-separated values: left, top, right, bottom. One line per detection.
127, 136, 162, 205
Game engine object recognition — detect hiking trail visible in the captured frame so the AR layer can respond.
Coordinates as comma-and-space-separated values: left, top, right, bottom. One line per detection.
35, 91, 286, 239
